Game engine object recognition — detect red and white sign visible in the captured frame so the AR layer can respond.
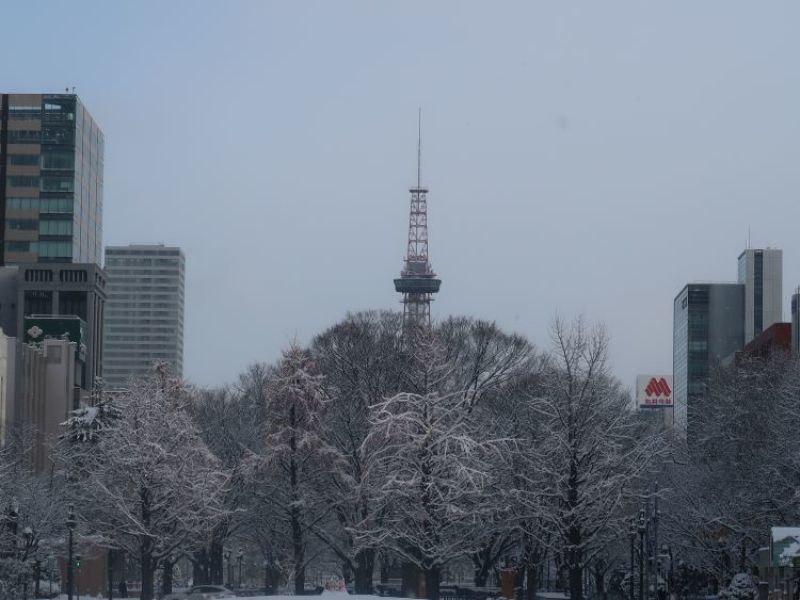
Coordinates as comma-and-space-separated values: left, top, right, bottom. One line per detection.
636, 375, 673, 409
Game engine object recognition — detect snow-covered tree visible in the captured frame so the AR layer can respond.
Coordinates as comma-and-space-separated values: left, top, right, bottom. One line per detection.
0, 427, 66, 600
310, 310, 405, 593
189, 385, 264, 585
660, 351, 800, 585
256, 344, 342, 595
61, 368, 228, 600
528, 317, 667, 600
361, 332, 507, 600
436, 316, 536, 410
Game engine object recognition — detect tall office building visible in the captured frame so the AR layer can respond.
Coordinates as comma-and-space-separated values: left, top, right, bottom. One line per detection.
103, 245, 185, 389
738, 248, 782, 343
792, 288, 800, 353
673, 283, 744, 440
0, 93, 104, 265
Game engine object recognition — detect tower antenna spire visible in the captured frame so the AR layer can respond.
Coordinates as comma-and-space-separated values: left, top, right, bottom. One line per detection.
394, 110, 441, 338
417, 107, 422, 188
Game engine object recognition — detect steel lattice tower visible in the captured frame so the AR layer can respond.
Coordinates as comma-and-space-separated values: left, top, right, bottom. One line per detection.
394, 112, 441, 334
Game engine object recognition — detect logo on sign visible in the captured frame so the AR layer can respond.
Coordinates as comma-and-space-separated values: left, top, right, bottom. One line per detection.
645, 378, 671, 397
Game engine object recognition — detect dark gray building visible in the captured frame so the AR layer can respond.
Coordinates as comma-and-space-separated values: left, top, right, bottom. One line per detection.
103, 245, 185, 389
0, 93, 104, 265
792, 288, 800, 354
4, 263, 107, 391
673, 283, 744, 441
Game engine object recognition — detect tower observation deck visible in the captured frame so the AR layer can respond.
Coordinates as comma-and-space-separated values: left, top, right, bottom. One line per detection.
394, 112, 441, 332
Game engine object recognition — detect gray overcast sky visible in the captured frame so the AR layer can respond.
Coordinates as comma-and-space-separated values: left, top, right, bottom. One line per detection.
2, 2, 799, 390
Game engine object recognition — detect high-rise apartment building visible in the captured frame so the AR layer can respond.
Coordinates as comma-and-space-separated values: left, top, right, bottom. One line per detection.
0, 93, 104, 265
673, 283, 744, 440
738, 248, 782, 343
103, 245, 185, 389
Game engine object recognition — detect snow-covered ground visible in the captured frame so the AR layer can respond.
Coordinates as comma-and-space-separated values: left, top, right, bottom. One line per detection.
50, 592, 408, 600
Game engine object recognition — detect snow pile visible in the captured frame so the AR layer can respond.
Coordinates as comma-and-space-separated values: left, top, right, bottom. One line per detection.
719, 573, 758, 600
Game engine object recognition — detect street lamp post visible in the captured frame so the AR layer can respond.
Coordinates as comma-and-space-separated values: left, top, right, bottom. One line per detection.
237, 547, 243, 590
23, 527, 33, 600
224, 551, 231, 588
630, 519, 637, 600
638, 509, 647, 600
66, 504, 76, 600
108, 548, 114, 600
661, 544, 672, 600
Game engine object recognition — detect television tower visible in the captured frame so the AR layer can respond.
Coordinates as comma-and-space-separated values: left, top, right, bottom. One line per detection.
394, 110, 441, 335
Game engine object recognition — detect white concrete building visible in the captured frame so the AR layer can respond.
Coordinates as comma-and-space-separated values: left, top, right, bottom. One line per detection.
0, 328, 16, 448
18, 338, 78, 471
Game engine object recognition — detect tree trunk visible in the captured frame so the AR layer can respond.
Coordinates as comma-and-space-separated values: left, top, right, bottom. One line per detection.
194, 549, 210, 586
353, 548, 375, 594
593, 567, 605, 600
291, 508, 305, 594
379, 552, 390, 585
290, 411, 306, 596
425, 566, 442, 600
474, 560, 491, 587
526, 565, 539, 600
140, 552, 155, 600
264, 563, 280, 594
568, 563, 583, 600
210, 539, 225, 585
401, 562, 420, 598
119, 553, 128, 598
162, 560, 174, 596
343, 560, 353, 588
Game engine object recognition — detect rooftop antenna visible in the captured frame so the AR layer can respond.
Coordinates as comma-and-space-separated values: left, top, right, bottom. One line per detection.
417, 107, 422, 188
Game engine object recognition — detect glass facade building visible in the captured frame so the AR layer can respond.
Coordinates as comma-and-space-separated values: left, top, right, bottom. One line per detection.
673, 283, 744, 442
103, 245, 185, 389
0, 93, 104, 265
737, 248, 782, 343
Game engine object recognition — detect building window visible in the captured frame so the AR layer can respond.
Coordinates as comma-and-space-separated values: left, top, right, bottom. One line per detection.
39, 220, 73, 236
40, 176, 74, 193
6, 241, 38, 253
24, 269, 54, 283
39, 198, 73, 214
6, 198, 39, 211
59, 291, 87, 320
7, 130, 41, 143
38, 241, 72, 258
41, 152, 75, 170
8, 176, 39, 188
8, 155, 40, 166
24, 290, 53, 315
6, 219, 38, 231
59, 270, 87, 283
